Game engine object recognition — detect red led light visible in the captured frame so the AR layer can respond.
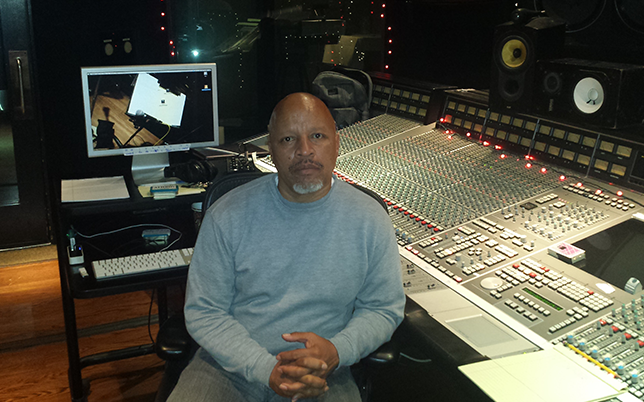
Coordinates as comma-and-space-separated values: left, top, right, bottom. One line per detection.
161, 26, 165, 31
380, 13, 384, 18
559, 175, 566, 181
439, 117, 445, 122
385, 65, 389, 69
617, 190, 624, 197
161, 12, 166, 16
169, 40, 174, 45
171, 51, 175, 56
382, 3, 386, 7
482, 141, 490, 147
388, 39, 393, 43
595, 189, 602, 195
466, 132, 471, 137
500, 154, 507, 159
540, 167, 547, 174
388, 26, 392, 30
576, 182, 583, 187
494, 145, 502, 150
388, 50, 392, 54
525, 163, 532, 168
447, 135, 453, 140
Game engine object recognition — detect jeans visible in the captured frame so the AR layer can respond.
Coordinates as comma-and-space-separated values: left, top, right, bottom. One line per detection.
167, 347, 361, 402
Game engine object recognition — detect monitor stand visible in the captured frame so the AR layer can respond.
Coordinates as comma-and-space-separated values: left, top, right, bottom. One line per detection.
131, 152, 172, 186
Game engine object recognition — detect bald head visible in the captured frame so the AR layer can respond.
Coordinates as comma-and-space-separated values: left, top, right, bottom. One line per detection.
268, 92, 335, 136
267, 92, 340, 203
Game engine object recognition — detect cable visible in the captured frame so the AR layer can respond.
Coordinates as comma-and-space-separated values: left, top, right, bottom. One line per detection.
73, 223, 181, 239
153, 124, 172, 146
73, 223, 183, 255
80, 241, 112, 260
148, 288, 156, 346
400, 352, 433, 364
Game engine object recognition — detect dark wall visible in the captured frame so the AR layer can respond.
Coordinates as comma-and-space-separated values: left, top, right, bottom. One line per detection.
30, 0, 169, 179
532, 0, 644, 66
385, 1, 516, 89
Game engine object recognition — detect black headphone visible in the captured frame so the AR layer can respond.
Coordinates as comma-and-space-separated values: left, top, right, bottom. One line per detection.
164, 160, 218, 183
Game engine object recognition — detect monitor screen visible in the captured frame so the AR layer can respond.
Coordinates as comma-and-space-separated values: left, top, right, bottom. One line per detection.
80, 63, 219, 184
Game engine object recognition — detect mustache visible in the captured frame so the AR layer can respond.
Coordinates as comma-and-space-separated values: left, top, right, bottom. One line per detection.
290, 159, 323, 172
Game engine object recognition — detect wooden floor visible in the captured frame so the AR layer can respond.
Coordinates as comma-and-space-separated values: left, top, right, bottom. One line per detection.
0, 250, 168, 402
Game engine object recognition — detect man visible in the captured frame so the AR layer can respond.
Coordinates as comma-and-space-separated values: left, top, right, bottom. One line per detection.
169, 93, 405, 401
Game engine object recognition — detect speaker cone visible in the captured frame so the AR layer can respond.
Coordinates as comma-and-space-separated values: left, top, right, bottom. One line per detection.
616, 0, 644, 34
573, 77, 604, 114
500, 38, 528, 69
543, 71, 562, 94
535, 0, 606, 33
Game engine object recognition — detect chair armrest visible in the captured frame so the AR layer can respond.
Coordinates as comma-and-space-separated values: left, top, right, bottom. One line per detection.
362, 340, 400, 368
155, 314, 193, 361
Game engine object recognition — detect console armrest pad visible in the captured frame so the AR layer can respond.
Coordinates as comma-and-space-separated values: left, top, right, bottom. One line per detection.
402, 297, 488, 366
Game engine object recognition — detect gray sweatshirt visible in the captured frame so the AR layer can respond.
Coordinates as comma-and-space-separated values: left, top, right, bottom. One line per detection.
184, 174, 405, 386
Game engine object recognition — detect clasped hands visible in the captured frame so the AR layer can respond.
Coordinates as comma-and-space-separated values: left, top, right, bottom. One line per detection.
269, 332, 339, 401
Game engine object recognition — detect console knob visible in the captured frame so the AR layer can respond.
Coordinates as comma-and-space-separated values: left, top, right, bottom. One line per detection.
480, 277, 504, 290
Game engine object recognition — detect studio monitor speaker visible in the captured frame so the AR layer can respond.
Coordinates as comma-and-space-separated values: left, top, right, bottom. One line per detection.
489, 16, 565, 113
533, 58, 644, 129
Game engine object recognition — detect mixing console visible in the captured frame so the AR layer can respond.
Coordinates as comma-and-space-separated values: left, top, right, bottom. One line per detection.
254, 112, 644, 401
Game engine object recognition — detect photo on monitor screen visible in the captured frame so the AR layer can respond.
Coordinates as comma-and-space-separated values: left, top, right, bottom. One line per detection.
82, 64, 218, 157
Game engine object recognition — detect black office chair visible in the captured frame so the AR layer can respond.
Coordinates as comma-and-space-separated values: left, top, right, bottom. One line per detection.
154, 171, 400, 402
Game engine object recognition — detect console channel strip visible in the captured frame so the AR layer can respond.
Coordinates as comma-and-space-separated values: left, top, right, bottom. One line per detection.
563, 298, 644, 400
335, 127, 568, 246
337, 114, 420, 156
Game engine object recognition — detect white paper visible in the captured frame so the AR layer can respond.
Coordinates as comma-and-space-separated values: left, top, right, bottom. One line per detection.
459, 344, 627, 402
127, 73, 186, 127
61, 176, 129, 202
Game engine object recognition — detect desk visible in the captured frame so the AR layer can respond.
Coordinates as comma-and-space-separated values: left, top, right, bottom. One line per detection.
53, 175, 205, 402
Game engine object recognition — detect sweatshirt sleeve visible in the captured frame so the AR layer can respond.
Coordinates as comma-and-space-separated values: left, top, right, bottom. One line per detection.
183, 209, 277, 386
328, 215, 405, 367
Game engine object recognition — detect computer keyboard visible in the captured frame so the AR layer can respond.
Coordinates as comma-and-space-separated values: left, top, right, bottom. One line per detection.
91, 248, 194, 280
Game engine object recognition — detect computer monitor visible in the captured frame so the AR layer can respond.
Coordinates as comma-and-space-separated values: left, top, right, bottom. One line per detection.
80, 63, 219, 185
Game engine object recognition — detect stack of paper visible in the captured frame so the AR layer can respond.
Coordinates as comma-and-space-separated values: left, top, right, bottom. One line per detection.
61, 176, 129, 202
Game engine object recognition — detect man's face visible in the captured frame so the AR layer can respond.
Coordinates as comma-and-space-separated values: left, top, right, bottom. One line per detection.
268, 96, 339, 203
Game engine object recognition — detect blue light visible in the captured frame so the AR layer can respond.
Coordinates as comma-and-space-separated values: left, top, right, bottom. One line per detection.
192, 50, 199, 57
